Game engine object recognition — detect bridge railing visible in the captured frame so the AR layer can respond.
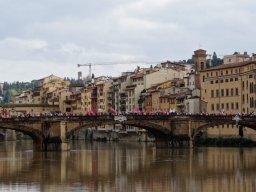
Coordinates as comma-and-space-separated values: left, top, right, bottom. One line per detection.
187, 115, 235, 121
0, 114, 255, 123
126, 114, 170, 121
0, 115, 115, 122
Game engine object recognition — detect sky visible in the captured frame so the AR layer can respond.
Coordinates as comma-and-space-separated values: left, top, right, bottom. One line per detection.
0, 0, 256, 82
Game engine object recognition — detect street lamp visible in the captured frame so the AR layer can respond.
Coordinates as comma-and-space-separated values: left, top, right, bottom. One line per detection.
232, 114, 241, 125
232, 114, 243, 138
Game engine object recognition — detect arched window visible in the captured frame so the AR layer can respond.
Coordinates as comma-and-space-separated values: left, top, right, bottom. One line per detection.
200, 62, 204, 70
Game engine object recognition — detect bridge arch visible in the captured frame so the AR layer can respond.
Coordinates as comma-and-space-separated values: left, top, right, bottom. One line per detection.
122, 120, 170, 137
0, 123, 44, 145
66, 121, 114, 139
192, 120, 244, 139
66, 119, 171, 140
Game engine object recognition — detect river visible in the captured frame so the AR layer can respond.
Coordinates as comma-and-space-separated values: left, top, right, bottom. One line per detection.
0, 140, 256, 192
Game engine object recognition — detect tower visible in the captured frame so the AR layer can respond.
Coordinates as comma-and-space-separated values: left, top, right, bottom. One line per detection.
193, 49, 207, 72
193, 49, 207, 89
78, 71, 82, 81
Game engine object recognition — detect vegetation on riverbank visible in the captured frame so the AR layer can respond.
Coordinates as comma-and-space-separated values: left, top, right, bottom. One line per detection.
195, 138, 256, 147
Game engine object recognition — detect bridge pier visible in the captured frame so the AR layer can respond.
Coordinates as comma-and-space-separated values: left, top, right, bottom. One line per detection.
60, 121, 70, 151
40, 121, 70, 151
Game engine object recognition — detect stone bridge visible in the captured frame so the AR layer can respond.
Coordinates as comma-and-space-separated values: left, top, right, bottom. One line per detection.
0, 114, 255, 151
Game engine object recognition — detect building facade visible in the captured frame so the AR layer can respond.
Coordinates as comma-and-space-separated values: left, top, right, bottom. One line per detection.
201, 58, 256, 114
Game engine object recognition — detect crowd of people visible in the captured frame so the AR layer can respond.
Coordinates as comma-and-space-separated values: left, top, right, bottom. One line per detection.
0, 110, 255, 120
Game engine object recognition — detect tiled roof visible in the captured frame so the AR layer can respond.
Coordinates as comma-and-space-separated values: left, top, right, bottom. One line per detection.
201, 60, 255, 72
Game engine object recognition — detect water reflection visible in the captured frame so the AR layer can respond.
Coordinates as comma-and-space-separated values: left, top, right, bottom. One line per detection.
0, 141, 256, 192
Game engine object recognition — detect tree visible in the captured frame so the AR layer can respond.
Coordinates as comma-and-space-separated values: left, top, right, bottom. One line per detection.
3, 90, 12, 103
211, 52, 223, 67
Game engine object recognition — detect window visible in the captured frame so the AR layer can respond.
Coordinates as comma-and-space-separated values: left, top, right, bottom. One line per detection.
235, 78, 238, 81
201, 62, 204, 70
231, 102, 234, 110
211, 90, 214, 98
215, 80, 218, 83
231, 88, 234, 96
226, 89, 229, 96
250, 82, 253, 93
211, 104, 214, 111
236, 102, 239, 110
216, 90, 219, 97
221, 89, 224, 97
226, 103, 229, 110
225, 79, 229, 82
235, 88, 239, 96
250, 97, 254, 108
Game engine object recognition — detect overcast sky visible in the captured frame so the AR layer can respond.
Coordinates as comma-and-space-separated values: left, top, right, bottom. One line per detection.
0, 0, 255, 82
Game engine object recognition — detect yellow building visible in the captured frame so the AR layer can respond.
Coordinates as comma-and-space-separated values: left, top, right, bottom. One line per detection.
38, 75, 70, 106
158, 80, 177, 112
95, 79, 112, 113
142, 80, 186, 113
159, 94, 169, 112
200, 51, 256, 138
201, 57, 256, 114
59, 88, 72, 113
81, 86, 92, 113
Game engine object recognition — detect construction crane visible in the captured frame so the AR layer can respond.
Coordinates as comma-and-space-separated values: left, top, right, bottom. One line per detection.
77, 61, 162, 80
77, 63, 93, 78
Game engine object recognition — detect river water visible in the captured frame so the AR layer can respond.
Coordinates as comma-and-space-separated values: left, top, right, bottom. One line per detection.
0, 140, 256, 192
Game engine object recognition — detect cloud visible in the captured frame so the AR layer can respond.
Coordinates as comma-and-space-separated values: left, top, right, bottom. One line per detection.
0, 0, 256, 82
0, 38, 48, 61
0, 38, 47, 50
